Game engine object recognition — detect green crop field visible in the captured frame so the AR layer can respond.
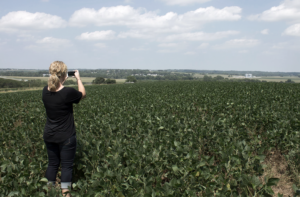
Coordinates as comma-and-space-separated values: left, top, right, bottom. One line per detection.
1, 81, 300, 196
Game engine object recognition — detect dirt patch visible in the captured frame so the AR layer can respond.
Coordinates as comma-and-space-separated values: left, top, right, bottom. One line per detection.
261, 150, 294, 197
13, 118, 23, 129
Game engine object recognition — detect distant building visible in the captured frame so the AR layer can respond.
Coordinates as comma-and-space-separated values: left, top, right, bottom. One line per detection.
43, 74, 50, 77
147, 74, 158, 76
245, 74, 252, 78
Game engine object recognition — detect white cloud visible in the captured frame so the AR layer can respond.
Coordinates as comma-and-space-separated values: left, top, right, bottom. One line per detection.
165, 31, 239, 41
181, 6, 241, 23
248, 0, 300, 23
69, 6, 142, 27
27, 37, 71, 50
0, 11, 66, 32
215, 39, 260, 49
118, 30, 152, 39
225, 39, 260, 47
36, 37, 70, 45
261, 29, 269, 35
161, 0, 211, 6
283, 23, 300, 36
198, 43, 209, 49
69, 6, 242, 33
94, 43, 107, 48
77, 30, 116, 40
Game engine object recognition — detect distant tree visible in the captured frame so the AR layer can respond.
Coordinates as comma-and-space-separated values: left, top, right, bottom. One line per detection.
0, 78, 24, 88
93, 77, 105, 84
64, 80, 76, 85
165, 75, 179, 80
106, 78, 116, 84
214, 75, 224, 81
182, 76, 194, 80
203, 75, 213, 81
27, 79, 47, 87
285, 79, 295, 83
156, 76, 163, 80
126, 76, 137, 83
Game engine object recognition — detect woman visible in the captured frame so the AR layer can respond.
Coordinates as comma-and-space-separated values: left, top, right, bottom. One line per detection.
42, 61, 86, 197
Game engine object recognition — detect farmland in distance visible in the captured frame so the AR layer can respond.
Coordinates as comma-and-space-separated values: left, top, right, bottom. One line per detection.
0, 76, 126, 84
1, 81, 300, 196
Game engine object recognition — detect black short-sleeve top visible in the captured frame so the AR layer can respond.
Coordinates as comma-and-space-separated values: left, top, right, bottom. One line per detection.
42, 86, 82, 143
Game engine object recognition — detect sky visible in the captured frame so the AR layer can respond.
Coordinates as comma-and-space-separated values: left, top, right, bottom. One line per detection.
0, 0, 300, 72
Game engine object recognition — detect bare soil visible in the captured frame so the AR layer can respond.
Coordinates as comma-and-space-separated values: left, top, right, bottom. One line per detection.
261, 150, 294, 197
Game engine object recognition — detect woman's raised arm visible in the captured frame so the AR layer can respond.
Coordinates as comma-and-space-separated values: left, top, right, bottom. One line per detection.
74, 70, 86, 99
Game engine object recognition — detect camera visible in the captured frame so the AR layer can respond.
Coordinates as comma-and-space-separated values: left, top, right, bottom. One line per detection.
68, 71, 75, 77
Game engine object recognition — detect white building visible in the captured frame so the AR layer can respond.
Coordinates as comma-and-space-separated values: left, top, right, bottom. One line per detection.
245, 74, 252, 78
43, 74, 50, 77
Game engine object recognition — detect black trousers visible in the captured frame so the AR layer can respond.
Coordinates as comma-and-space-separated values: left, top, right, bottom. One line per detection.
44, 134, 76, 188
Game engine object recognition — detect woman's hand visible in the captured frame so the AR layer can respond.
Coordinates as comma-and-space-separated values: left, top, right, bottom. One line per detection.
73, 70, 86, 99
74, 70, 81, 81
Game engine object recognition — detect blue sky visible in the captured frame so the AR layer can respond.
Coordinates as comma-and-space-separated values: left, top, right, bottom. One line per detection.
0, 0, 300, 72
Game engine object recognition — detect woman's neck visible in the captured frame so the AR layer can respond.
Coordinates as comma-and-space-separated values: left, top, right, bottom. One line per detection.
57, 83, 64, 91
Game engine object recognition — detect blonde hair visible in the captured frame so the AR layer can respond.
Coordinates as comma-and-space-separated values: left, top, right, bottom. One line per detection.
48, 61, 67, 92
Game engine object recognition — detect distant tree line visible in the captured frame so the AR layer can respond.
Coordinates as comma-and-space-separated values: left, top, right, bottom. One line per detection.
0, 78, 25, 88
1, 69, 300, 81
0, 70, 48, 77
0, 78, 47, 88
92, 77, 116, 84
203, 75, 225, 81
134, 75, 194, 81
0, 69, 196, 80
173, 69, 300, 77
202, 75, 266, 83
0, 78, 76, 89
